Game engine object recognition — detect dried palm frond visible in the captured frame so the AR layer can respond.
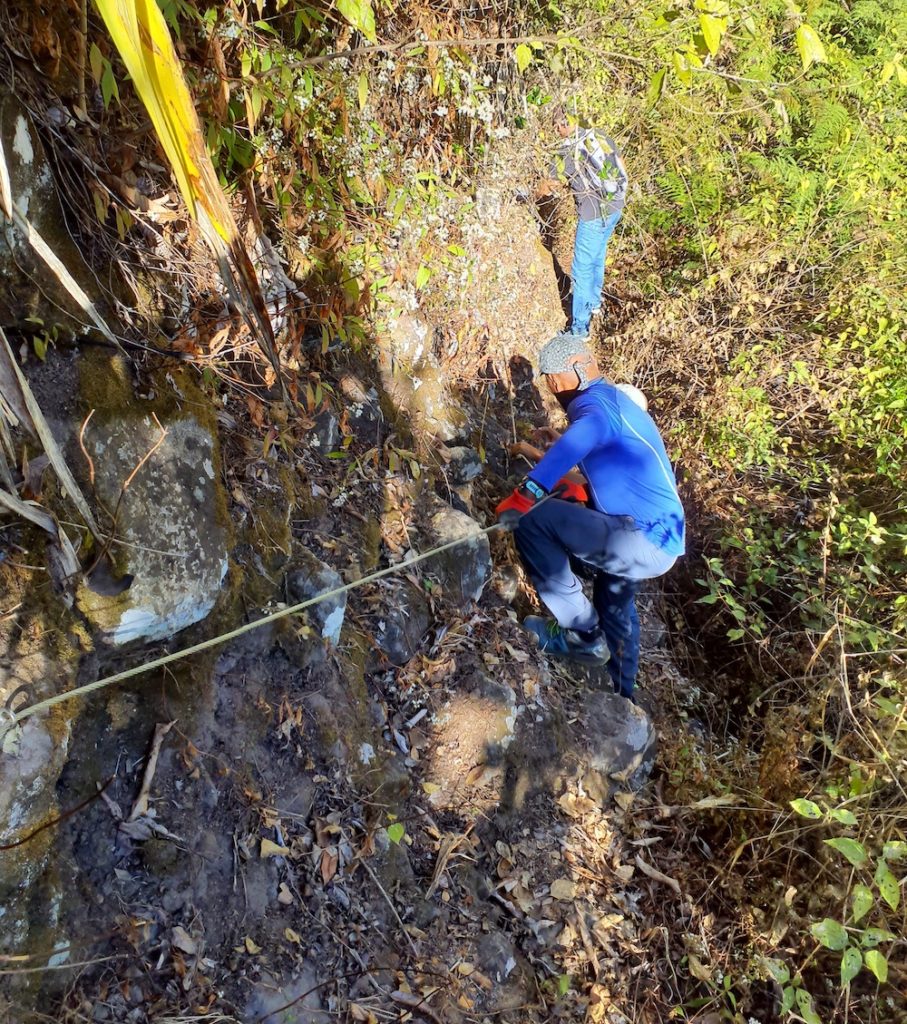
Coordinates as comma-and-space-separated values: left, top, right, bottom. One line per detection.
93, 0, 286, 397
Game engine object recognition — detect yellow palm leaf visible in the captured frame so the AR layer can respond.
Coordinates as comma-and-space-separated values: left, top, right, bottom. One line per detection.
93, 0, 284, 392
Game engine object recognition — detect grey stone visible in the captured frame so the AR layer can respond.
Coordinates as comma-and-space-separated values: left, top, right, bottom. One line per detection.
444, 446, 484, 485
477, 932, 518, 983
311, 408, 340, 452
246, 963, 330, 1024
378, 292, 467, 441
285, 548, 346, 646
0, 642, 76, 952
422, 501, 492, 605
338, 373, 383, 444
375, 581, 430, 666
573, 690, 657, 792
0, 89, 106, 333
75, 392, 230, 645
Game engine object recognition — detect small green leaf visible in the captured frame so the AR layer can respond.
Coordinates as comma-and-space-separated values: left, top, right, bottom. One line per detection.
89, 43, 104, 85
882, 840, 907, 861
790, 798, 822, 820
796, 24, 827, 71
873, 859, 901, 911
515, 43, 533, 74
672, 51, 693, 88
780, 986, 795, 1014
861, 927, 896, 947
386, 822, 405, 844
646, 67, 667, 110
841, 946, 862, 985
557, 973, 571, 995
357, 70, 369, 111
795, 988, 822, 1024
851, 884, 873, 923
828, 807, 858, 825
415, 264, 431, 289
100, 62, 119, 109
824, 837, 868, 867
763, 958, 790, 985
336, 0, 377, 42
699, 13, 727, 56
810, 918, 848, 951
863, 949, 888, 982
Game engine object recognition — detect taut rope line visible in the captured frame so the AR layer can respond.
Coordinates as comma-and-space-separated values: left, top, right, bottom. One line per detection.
0, 521, 506, 742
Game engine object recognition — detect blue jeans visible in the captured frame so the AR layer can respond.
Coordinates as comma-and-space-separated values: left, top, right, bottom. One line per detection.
571, 211, 622, 335
514, 499, 676, 697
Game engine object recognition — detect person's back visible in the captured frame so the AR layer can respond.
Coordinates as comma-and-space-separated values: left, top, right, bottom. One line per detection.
555, 128, 628, 222
527, 380, 685, 556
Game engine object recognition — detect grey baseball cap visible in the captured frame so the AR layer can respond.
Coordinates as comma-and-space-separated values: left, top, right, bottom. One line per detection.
538, 332, 592, 375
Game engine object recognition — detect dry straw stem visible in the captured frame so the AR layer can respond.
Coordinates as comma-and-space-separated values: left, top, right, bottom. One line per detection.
0, 326, 102, 542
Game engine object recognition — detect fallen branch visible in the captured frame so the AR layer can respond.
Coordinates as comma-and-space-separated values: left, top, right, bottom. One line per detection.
258, 22, 644, 75
634, 854, 681, 895
390, 989, 445, 1024
128, 721, 175, 821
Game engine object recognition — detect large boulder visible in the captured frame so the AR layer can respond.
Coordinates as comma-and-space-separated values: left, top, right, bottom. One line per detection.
421, 499, 492, 606
23, 346, 231, 646
375, 494, 491, 665
0, 89, 107, 333
572, 689, 657, 792
0, 609, 79, 965
378, 298, 467, 441
501, 690, 657, 812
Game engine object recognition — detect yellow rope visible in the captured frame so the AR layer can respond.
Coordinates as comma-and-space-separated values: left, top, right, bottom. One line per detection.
1, 523, 505, 739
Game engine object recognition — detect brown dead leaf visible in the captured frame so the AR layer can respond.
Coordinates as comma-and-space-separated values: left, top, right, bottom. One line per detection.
613, 863, 635, 883
171, 926, 196, 956
320, 846, 339, 884
688, 952, 713, 983
349, 1005, 377, 1023
550, 877, 577, 901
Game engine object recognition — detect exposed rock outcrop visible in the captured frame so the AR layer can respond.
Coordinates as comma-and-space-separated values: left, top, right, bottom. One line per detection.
0, 89, 106, 333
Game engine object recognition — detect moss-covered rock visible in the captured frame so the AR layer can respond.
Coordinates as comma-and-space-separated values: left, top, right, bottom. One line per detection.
73, 348, 231, 645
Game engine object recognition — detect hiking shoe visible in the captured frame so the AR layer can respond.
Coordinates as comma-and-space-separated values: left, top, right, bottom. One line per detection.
523, 616, 609, 665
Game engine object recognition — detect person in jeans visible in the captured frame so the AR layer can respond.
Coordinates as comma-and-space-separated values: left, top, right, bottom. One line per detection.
539, 106, 628, 337
496, 334, 685, 698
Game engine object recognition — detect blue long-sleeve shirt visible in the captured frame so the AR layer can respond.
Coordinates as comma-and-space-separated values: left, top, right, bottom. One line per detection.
529, 380, 685, 555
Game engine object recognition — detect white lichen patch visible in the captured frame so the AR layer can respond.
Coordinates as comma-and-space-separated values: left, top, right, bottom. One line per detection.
12, 115, 34, 164
321, 605, 344, 645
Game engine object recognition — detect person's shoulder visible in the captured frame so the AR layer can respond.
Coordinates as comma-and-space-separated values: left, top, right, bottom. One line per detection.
572, 382, 621, 423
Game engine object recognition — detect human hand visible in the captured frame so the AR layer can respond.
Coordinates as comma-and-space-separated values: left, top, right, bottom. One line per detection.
508, 441, 543, 463
532, 426, 560, 449
555, 476, 588, 504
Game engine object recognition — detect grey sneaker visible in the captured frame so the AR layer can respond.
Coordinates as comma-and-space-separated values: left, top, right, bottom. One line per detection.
523, 616, 609, 665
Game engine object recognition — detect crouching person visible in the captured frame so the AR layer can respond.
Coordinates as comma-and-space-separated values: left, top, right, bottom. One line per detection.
496, 333, 685, 699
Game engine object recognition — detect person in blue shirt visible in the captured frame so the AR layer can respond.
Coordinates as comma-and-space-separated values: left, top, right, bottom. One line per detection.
496, 333, 685, 698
